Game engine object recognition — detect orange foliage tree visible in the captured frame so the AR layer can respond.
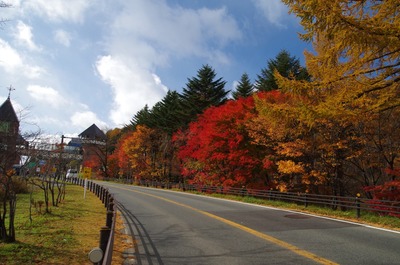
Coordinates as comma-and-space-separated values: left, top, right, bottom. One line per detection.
108, 132, 133, 179
120, 125, 157, 182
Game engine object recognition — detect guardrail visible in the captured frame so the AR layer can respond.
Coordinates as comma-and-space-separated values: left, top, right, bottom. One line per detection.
133, 180, 400, 218
68, 178, 116, 265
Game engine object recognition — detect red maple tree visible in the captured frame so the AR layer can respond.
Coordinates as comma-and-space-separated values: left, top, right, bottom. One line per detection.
175, 95, 269, 188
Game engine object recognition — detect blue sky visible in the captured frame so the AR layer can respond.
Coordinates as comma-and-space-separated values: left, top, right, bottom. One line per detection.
0, 0, 311, 137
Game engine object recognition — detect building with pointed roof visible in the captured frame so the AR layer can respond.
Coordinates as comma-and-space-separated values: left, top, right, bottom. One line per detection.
78, 124, 106, 179
0, 97, 21, 170
79, 123, 106, 140
0, 98, 18, 123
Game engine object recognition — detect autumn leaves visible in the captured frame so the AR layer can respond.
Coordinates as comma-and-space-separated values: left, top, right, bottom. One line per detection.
105, 1, 399, 200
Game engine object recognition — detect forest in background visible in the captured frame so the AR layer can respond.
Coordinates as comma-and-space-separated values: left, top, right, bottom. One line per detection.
87, 1, 399, 202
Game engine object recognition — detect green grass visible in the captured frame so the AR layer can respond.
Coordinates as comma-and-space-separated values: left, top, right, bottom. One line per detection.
0, 183, 106, 265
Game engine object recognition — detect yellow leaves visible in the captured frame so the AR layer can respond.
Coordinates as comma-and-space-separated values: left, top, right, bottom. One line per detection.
335, 140, 348, 149
276, 140, 307, 157
282, 0, 400, 121
277, 160, 305, 174
107, 128, 121, 140
122, 125, 153, 156
275, 183, 288, 193
302, 170, 327, 186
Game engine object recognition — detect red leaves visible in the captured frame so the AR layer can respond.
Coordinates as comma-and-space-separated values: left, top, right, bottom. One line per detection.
108, 132, 132, 177
364, 180, 400, 217
175, 96, 266, 187
384, 168, 400, 178
262, 158, 274, 169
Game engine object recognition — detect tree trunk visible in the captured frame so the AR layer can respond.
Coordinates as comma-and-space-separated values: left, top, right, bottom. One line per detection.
0, 188, 16, 243
8, 193, 16, 242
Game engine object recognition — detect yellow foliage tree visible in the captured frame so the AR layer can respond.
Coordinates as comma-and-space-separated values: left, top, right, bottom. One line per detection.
268, 0, 400, 196
281, 0, 400, 118
250, 91, 323, 192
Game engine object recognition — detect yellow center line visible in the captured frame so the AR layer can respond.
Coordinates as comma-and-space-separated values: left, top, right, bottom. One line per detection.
109, 184, 339, 265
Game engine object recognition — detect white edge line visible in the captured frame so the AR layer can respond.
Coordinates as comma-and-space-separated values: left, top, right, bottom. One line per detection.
139, 185, 400, 235
107, 183, 400, 235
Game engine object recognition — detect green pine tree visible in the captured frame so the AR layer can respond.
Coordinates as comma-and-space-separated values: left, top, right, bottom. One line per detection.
232, 73, 254, 99
180, 64, 229, 125
129, 104, 152, 129
151, 90, 183, 135
255, 50, 310, 91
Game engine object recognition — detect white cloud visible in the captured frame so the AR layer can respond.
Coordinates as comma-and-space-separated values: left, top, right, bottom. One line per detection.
232, 80, 239, 90
23, 66, 44, 79
110, 1, 241, 64
95, 1, 243, 126
26, 85, 66, 108
0, 39, 44, 78
95, 55, 167, 126
197, 7, 241, 46
14, 21, 41, 51
152, 74, 168, 92
54, 29, 71, 47
23, 0, 94, 23
27, 115, 65, 130
0, 39, 23, 70
252, 0, 289, 27
70, 111, 107, 130
7, 0, 21, 6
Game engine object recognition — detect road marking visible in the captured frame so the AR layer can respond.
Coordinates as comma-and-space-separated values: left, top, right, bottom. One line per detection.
109, 184, 339, 265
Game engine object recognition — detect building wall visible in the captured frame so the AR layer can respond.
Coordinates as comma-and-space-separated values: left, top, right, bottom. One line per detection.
0, 120, 19, 170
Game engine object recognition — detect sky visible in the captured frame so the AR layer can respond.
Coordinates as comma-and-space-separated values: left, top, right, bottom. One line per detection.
0, 0, 311, 138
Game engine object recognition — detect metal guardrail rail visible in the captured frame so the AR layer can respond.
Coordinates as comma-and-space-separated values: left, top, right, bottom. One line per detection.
133, 180, 400, 218
69, 178, 116, 265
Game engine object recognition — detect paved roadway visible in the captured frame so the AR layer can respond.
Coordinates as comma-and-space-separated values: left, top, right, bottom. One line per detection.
99, 182, 400, 265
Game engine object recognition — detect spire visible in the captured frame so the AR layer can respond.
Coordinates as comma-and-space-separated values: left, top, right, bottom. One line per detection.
0, 96, 18, 122
7, 85, 15, 99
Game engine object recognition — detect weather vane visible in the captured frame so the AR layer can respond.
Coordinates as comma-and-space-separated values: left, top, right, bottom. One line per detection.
7, 85, 15, 99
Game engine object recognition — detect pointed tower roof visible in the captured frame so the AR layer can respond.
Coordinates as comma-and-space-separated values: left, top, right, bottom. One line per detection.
0, 98, 18, 122
79, 124, 106, 140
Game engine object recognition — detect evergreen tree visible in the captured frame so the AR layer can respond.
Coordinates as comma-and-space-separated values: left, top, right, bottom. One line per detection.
151, 90, 183, 135
232, 73, 254, 99
128, 104, 152, 129
255, 50, 310, 91
180, 64, 229, 125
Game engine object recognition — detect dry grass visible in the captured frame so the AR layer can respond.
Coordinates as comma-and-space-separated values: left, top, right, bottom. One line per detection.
0, 183, 137, 264
0, 184, 106, 264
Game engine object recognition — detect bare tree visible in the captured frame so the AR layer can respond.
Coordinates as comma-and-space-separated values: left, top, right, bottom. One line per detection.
0, 1, 11, 27
0, 128, 32, 243
25, 134, 74, 212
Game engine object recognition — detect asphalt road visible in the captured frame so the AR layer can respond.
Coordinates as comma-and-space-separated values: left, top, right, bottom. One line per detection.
99, 182, 400, 265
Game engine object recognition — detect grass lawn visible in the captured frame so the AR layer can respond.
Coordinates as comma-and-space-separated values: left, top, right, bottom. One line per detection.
0, 183, 107, 265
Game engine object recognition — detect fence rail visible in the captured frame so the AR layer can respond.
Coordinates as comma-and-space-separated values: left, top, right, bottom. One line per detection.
68, 178, 116, 265
71, 176, 398, 263
133, 180, 400, 218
